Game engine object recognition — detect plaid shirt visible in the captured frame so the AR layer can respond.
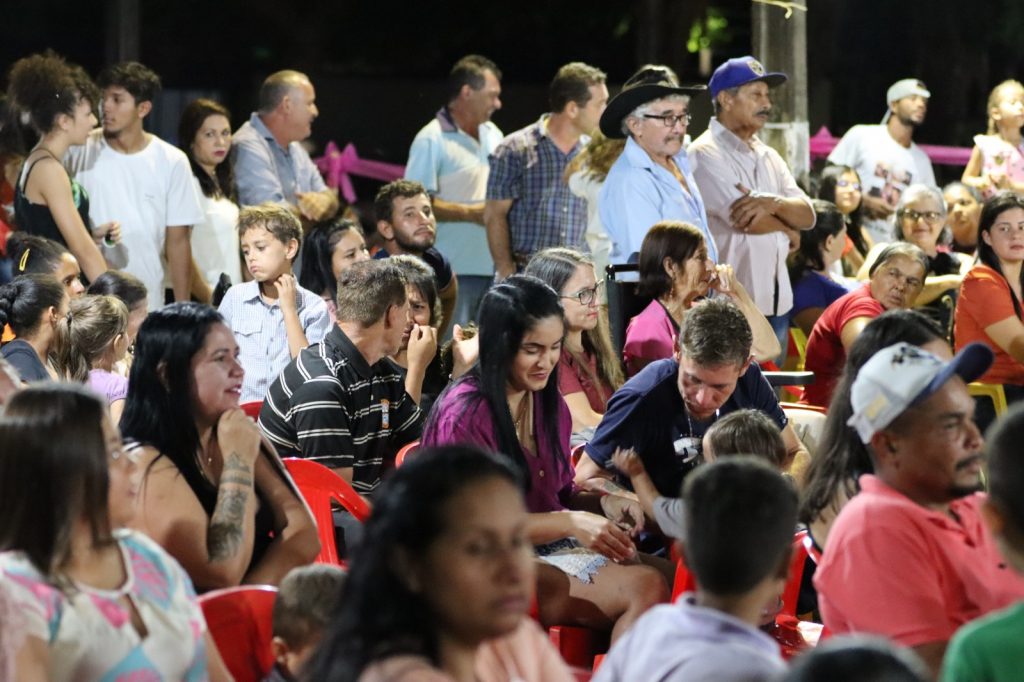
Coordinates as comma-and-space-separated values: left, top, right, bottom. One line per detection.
486, 115, 588, 257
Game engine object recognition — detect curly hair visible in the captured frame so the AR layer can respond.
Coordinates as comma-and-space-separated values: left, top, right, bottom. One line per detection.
7, 51, 98, 135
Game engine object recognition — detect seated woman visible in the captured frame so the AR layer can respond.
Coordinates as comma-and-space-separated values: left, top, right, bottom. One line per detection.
298, 218, 370, 323
0, 274, 68, 382
122, 302, 319, 592
788, 200, 852, 336
304, 445, 574, 682
388, 255, 444, 409
857, 184, 970, 337
53, 294, 130, 420
804, 242, 928, 407
943, 181, 982, 255
0, 383, 230, 680
623, 220, 779, 376
954, 192, 1024, 428
524, 247, 623, 440
817, 165, 871, 274
422, 276, 669, 641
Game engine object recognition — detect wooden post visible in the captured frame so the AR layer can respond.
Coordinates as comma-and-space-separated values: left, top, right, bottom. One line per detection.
105, 0, 140, 64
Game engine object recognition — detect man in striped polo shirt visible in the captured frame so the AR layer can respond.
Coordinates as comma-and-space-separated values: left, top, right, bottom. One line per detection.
259, 259, 423, 499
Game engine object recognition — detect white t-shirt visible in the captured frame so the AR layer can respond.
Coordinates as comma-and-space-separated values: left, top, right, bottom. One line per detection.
66, 130, 205, 310
191, 177, 242, 288
826, 124, 936, 244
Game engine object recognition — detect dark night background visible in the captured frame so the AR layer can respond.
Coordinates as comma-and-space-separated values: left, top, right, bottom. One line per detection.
6, 0, 1024, 190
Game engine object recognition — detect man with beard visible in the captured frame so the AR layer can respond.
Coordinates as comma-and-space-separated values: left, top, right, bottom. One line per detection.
827, 79, 936, 244
689, 56, 815, 355
815, 341, 1024, 678
373, 179, 457, 333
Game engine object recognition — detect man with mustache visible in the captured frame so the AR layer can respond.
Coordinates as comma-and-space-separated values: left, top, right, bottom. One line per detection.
827, 79, 936, 244
689, 56, 815, 359
815, 341, 1024, 679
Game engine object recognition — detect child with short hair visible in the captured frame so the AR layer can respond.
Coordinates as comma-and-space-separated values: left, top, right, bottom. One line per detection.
612, 408, 786, 538
942, 403, 1024, 682
264, 564, 346, 682
593, 458, 794, 682
53, 294, 130, 421
218, 203, 331, 403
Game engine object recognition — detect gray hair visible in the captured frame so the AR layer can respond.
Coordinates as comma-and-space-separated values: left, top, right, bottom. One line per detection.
712, 86, 741, 116
868, 242, 929, 279
891, 183, 947, 242
622, 94, 690, 137
258, 70, 310, 114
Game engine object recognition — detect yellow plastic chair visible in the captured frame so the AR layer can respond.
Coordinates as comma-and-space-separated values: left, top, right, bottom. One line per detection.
969, 383, 1008, 417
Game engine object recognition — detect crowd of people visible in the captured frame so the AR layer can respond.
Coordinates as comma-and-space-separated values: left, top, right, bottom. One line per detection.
2, 45, 1024, 682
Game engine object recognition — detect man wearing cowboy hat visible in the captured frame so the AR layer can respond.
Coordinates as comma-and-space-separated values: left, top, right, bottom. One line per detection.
689, 56, 815, 355
827, 78, 936, 244
598, 65, 717, 266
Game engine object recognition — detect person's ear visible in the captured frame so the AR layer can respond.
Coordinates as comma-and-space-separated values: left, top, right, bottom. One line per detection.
663, 256, 678, 278
377, 220, 395, 240
285, 238, 300, 261
565, 100, 580, 119
626, 116, 642, 138
870, 430, 899, 464
156, 360, 170, 391
55, 112, 73, 133
459, 83, 474, 102
740, 354, 754, 375
982, 230, 994, 247
136, 100, 153, 120
271, 636, 290, 666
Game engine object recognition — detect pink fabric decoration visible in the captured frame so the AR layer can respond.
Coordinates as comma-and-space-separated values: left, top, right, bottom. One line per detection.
809, 126, 972, 167
313, 142, 407, 203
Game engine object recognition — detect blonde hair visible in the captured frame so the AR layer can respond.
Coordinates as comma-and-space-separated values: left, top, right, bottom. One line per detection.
564, 130, 626, 183
54, 295, 128, 382
987, 79, 1024, 134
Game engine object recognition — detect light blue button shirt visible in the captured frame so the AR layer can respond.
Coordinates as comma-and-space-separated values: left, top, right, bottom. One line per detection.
599, 136, 717, 265
231, 113, 327, 207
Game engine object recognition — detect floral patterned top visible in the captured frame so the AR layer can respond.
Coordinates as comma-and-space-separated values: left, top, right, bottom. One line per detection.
973, 134, 1024, 198
0, 529, 209, 681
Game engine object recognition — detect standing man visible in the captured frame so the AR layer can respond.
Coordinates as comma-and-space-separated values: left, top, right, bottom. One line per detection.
827, 79, 935, 244
485, 62, 609, 280
373, 179, 457, 332
232, 70, 339, 223
689, 56, 815, 351
406, 55, 503, 329
66, 61, 204, 310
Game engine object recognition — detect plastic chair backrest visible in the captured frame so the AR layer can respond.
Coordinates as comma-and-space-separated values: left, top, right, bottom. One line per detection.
605, 263, 649, 361
283, 458, 371, 564
969, 382, 1008, 417
783, 407, 827, 458
789, 327, 808, 371
395, 440, 419, 468
670, 556, 697, 602
240, 401, 263, 420
780, 530, 812, 619
199, 585, 277, 682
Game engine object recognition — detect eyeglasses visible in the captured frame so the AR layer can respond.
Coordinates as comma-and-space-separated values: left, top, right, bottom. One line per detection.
900, 209, 943, 223
642, 113, 691, 127
561, 281, 603, 306
836, 179, 862, 190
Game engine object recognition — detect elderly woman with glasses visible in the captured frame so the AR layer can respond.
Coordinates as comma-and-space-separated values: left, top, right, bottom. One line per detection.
524, 248, 623, 441
597, 65, 717, 267
857, 184, 970, 336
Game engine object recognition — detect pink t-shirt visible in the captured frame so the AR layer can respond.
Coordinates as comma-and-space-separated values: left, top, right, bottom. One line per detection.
973, 134, 1024, 199
954, 264, 1024, 386
623, 299, 677, 376
357, 619, 574, 682
815, 475, 1024, 647
803, 284, 884, 407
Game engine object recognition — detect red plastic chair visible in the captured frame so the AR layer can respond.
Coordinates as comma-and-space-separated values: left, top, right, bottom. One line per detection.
780, 530, 814, 619
570, 443, 586, 468
283, 458, 371, 565
670, 556, 697, 602
240, 401, 262, 420
395, 440, 419, 468
199, 585, 277, 682
529, 595, 609, 669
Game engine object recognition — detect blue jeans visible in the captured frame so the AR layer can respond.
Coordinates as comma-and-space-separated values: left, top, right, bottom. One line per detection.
766, 313, 791, 367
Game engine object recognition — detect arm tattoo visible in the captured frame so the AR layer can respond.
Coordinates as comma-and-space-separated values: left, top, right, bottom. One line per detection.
206, 452, 254, 563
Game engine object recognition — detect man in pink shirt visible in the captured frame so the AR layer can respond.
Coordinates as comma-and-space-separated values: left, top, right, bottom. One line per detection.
815, 341, 1024, 678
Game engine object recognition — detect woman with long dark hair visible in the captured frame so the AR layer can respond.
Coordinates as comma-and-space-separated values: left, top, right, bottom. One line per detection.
121, 302, 318, 591
0, 384, 230, 680
954, 192, 1024, 419
818, 164, 870, 272
422, 276, 668, 642
787, 200, 851, 335
7, 52, 114, 281
305, 445, 573, 682
298, 218, 370, 322
524, 247, 622, 439
178, 99, 242, 295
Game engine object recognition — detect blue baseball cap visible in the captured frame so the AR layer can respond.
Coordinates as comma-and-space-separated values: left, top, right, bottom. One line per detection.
708, 56, 787, 98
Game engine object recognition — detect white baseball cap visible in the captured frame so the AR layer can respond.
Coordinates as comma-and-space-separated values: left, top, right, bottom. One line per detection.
882, 78, 931, 123
847, 342, 993, 443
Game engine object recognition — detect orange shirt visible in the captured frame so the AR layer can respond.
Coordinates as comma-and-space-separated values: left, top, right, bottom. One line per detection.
954, 264, 1024, 386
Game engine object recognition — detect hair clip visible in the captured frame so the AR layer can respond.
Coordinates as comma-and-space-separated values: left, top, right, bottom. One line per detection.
18, 248, 29, 272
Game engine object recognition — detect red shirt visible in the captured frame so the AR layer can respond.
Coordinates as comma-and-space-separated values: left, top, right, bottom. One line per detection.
814, 475, 1024, 647
954, 264, 1024, 386
557, 347, 614, 413
803, 284, 884, 407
